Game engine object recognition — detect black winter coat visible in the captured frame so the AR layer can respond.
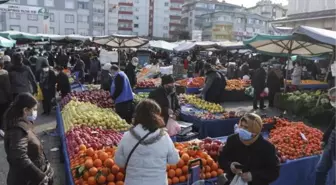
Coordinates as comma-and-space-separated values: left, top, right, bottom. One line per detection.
203, 70, 226, 103
125, 63, 136, 88
56, 72, 71, 97
0, 69, 12, 104
4, 119, 52, 185
100, 70, 112, 91
266, 70, 281, 93
148, 87, 180, 124
218, 134, 280, 185
252, 68, 266, 93
8, 65, 37, 94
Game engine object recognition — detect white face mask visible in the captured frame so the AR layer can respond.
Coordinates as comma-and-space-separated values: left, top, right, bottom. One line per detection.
132, 62, 138, 66
43, 67, 49, 72
330, 101, 336, 108
27, 110, 38, 121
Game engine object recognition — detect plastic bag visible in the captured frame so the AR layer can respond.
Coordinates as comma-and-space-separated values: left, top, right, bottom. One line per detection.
260, 87, 269, 97
36, 85, 43, 101
166, 118, 181, 136
229, 175, 248, 185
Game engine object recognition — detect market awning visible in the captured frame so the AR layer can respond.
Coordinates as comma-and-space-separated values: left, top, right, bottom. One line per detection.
93, 34, 149, 48
293, 26, 336, 46
148, 40, 178, 51
37, 34, 92, 42
217, 41, 246, 50
173, 41, 218, 52
0, 36, 16, 48
0, 31, 45, 41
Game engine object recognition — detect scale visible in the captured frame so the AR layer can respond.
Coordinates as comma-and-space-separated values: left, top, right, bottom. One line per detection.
177, 121, 193, 135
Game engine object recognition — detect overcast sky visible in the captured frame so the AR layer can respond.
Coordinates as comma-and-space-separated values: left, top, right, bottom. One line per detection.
222, 0, 288, 8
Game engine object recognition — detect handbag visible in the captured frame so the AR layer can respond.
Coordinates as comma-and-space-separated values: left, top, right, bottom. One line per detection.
124, 131, 152, 171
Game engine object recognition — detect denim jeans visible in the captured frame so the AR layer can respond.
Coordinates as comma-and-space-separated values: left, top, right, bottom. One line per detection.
315, 143, 335, 185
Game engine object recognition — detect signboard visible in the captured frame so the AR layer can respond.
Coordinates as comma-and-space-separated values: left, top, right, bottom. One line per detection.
0, 4, 48, 15
211, 24, 233, 41
192, 30, 202, 41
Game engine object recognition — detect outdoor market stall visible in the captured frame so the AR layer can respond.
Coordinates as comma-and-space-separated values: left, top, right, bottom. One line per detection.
285, 80, 329, 90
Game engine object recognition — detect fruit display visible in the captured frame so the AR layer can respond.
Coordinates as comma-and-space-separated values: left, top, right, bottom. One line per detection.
225, 79, 251, 91
198, 137, 224, 161
176, 77, 205, 88
179, 94, 224, 113
269, 118, 323, 162
134, 92, 149, 104
66, 126, 123, 158
193, 111, 239, 120
61, 90, 113, 109
170, 142, 224, 184
70, 146, 126, 185
136, 79, 156, 88
85, 84, 101, 90
286, 80, 327, 85
62, 100, 130, 132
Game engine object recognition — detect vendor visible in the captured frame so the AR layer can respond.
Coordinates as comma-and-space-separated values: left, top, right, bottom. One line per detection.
201, 63, 226, 104
110, 64, 134, 123
55, 66, 71, 98
218, 113, 280, 185
148, 75, 180, 125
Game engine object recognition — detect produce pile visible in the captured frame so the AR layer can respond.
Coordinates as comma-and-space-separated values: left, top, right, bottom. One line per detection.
176, 77, 205, 88
286, 80, 327, 85
275, 90, 332, 117
198, 137, 224, 161
179, 94, 224, 113
134, 92, 149, 104
62, 100, 130, 132
66, 126, 123, 158
193, 111, 240, 120
61, 90, 113, 109
136, 78, 159, 88
225, 79, 251, 91
269, 118, 323, 162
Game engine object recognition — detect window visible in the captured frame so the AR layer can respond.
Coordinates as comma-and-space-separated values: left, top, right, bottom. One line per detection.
10, 25, 20, 31
164, 2, 169, 6
135, 16, 139, 20
248, 19, 254, 24
28, 26, 38, 34
28, 14, 38, 21
9, 0, 20, 3
49, 27, 55, 34
27, 0, 38, 5
93, 22, 104, 27
134, 24, 138, 28
93, 8, 105, 13
78, 2, 89, 9
65, 0, 75, 9
9, 12, 20, 19
65, 28, 74, 34
78, 29, 89, 35
65, 14, 74, 23
49, 13, 54, 22
163, 26, 168, 30
45, 0, 54, 7
78, 15, 88, 22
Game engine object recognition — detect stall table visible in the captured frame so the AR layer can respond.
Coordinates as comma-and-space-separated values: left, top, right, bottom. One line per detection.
298, 83, 329, 90
134, 88, 156, 94
216, 136, 335, 185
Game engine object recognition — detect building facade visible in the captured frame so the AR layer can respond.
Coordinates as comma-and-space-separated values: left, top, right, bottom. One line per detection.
181, 0, 243, 33
271, 0, 336, 31
0, 0, 184, 38
247, 0, 287, 20
201, 10, 270, 41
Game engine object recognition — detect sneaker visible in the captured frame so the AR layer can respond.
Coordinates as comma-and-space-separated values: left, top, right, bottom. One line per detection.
0, 129, 4, 138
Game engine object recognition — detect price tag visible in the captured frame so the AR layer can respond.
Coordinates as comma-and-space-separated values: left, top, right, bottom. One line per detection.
300, 132, 308, 141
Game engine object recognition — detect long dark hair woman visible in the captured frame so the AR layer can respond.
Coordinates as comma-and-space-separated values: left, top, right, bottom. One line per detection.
114, 99, 180, 185
3, 93, 54, 185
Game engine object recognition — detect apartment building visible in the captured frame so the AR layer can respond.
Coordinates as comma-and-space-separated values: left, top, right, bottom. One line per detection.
247, 0, 287, 20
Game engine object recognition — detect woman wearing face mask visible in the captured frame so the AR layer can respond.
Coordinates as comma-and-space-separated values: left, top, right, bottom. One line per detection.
3, 93, 54, 185
218, 113, 280, 185
125, 57, 138, 88
37, 62, 56, 115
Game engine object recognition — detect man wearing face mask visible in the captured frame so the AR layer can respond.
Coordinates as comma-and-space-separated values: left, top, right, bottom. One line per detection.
218, 113, 280, 185
110, 65, 134, 123
37, 62, 56, 115
314, 87, 336, 185
125, 57, 138, 88
148, 75, 181, 125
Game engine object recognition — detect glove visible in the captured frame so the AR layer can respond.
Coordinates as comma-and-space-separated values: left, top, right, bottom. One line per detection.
241, 172, 252, 182
230, 162, 242, 175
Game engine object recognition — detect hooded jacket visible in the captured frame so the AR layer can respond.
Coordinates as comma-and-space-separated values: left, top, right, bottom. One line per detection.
8, 65, 37, 94
115, 124, 180, 185
202, 69, 226, 103
0, 69, 12, 104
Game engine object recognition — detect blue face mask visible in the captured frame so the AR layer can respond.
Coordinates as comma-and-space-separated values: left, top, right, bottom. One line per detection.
234, 124, 253, 141
27, 110, 38, 122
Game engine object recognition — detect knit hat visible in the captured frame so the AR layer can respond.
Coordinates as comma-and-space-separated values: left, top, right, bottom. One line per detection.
161, 75, 175, 85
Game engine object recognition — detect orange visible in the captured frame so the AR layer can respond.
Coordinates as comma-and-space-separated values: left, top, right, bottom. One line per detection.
200, 173, 205, 179
211, 171, 218, 177
89, 167, 98, 176
119, 168, 125, 173
87, 176, 96, 185
205, 166, 211, 172
107, 183, 116, 185
83, 171, 90, 180
92, 153, 99, 160
93, 159, 103, 167
84, 159, 94, 169
205, 172, 211, 179
217, 169, 224, 175
179, 175, 186, 182
97, 175, 106, 184
181, 154, 190, 162
168, 178, 172, 185
79, 144, 87, 151
201, 158, 207, 166
168, 169, 175, 178
170, 164, 177, 170
104, 158, 114, 168
172, 177, 179, 184
86, 148, 95, 157
182, 166, 188, 174
116, 172, 125, 181
111, 165, 120, 174
166, 165, 170, 171
116, 181, 124, 185
101, 167, 110, 176
177, 159, 184, 168
99, 152, 109, 162
211, 163, 218, 171
206, 158, 213, 166
107, 174, 115, 182
175, 168, 182, 177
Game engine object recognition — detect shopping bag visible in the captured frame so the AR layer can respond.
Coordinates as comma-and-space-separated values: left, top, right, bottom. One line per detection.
36, 85, 43, 101
260, 87, 269, 97
229, 175, 248, 185
166, 118, 181, 136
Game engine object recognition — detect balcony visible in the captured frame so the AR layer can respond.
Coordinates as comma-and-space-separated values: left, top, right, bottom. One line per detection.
118, 27, 132, 31
169, 22, 181, 26
170, 15, 181, 19
170, 7, 182, 11
118, 19, 133, 23
119, 11, 132, 14
170, 0, 184, 3
119, 2, 133, 6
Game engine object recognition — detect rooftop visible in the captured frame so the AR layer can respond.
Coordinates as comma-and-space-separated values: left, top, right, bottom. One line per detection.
246, 0, 287, 10
183, 0, 242, 8
200, 10, 272, 20
272, 9, 336, 22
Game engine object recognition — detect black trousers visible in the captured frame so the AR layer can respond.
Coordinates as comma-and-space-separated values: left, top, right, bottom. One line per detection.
115, 100, 133, 124
0, 102, 9, 129
89, 72, 98, 84
42, 89, 54, 114
253, 90, 264, 109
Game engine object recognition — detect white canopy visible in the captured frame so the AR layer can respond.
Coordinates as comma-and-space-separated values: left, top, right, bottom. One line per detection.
93, 34, 148, 48
173, 41, 218, 52
148, 40, 178, 51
